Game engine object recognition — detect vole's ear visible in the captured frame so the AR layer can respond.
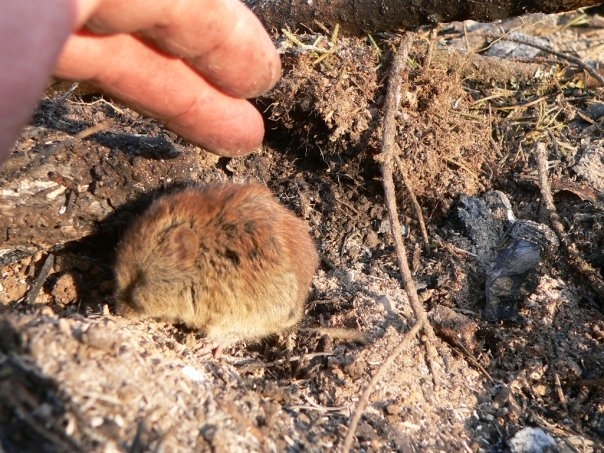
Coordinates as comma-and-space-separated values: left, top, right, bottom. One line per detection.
161, 224, 199, 268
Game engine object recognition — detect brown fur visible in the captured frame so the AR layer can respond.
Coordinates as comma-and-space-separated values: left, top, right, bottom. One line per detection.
114, 183, 319, 345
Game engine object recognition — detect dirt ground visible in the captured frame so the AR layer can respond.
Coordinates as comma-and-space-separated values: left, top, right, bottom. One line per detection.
1, 9, 604, 453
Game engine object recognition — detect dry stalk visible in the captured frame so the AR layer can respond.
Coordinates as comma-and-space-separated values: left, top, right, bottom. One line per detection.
535, 142, 604, 299
341, 320, 423, 453
394, 155, 430, 248
75, 120, 113, 140
423, 27, 438, 69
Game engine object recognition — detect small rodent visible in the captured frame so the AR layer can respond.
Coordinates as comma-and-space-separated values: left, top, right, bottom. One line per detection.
114, 183, 319, 349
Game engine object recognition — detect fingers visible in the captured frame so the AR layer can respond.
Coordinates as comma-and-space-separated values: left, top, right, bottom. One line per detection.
79, 0, 280, 98
54, 32, 264, 156
0, 0, 75, 161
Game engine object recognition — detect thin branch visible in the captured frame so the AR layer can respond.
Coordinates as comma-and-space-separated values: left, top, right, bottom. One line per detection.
343, 32, 444, 453
553, 372, 569, 416
341, 321, 423, 453
27, 253, 54, 305
497, 35, 604, 87
377, 34, 441, 379
423, 27, 438, 69
378, 36, 421, 322
395, 155, 430, 249
535, 142, 604, 299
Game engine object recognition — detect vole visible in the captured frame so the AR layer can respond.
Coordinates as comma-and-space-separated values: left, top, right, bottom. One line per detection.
114, 183, 319, 350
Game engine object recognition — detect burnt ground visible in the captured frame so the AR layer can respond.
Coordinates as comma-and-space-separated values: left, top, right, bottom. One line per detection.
1, 10, 604, 453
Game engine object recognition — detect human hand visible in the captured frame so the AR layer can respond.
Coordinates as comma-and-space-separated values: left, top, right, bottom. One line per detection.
0, 0, 280, 161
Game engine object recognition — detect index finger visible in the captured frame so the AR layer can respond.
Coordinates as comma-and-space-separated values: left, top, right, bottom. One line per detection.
79, 0, 281, 98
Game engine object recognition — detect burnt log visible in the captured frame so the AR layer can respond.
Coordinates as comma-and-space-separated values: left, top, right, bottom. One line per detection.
245, 0, 602, 35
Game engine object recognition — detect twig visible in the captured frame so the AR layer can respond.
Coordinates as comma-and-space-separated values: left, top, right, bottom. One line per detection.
288, 404, 347, 413
376, 34, 441, 380
496, 35, 604, 87
449, 344, 495, 383
394, 155, 429, 249
342, 35, 443, 452
343, 33, 447, 453
341, 321, 423, 453
74, 119, 113, 140
234, 352, 334, 371
27, 253, 54, 305
553, 372, 569, 416
437, 239, 478, 258
290, 395, 349, 413
535, 142, 604, 300
463, 21, 470, 53
423, 27, 438, 68
46, 82, 79, 118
